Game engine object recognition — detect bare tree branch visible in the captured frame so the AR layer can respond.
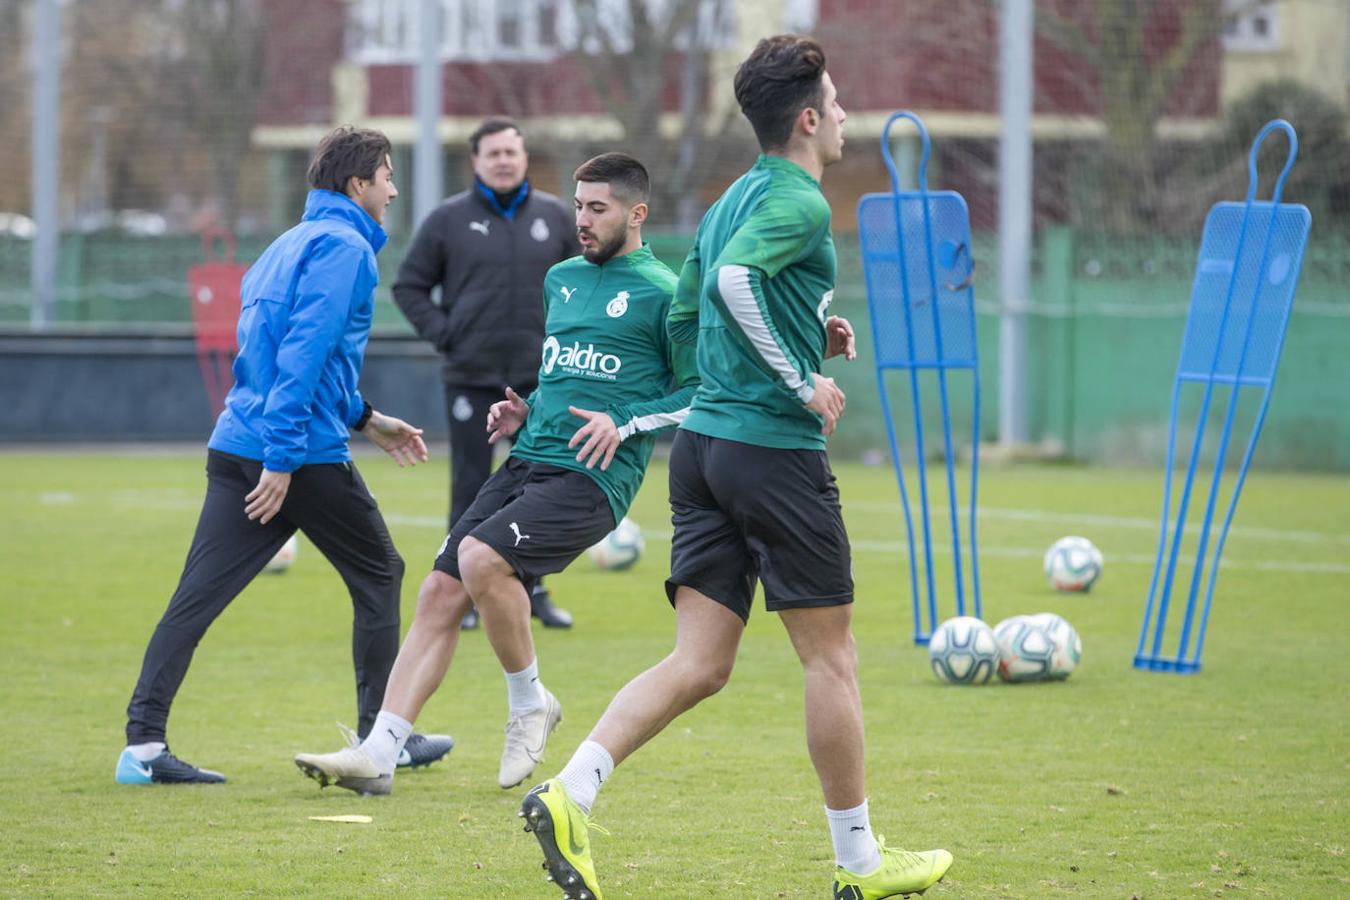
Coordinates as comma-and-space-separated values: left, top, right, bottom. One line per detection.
1033, 0, 1222, 231
1036, 2, 1095, 59
1147, 0, 1219, 117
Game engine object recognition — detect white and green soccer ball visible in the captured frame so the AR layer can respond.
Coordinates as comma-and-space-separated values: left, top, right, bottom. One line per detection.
1029, 612, 1083, 680
927, 616, 999, 685
588, 517, 644, 571
1043, 536, 1103, 592
993, 615, 1057, 683
263, 534, 299, 574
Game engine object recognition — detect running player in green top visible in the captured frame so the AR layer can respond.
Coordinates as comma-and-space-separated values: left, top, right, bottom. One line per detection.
295, 153, 697, 797
524, 36, 952, 900
667, 136, 841, 450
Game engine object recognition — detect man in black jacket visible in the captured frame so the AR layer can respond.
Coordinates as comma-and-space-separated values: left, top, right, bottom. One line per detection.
393, 117, 579, 629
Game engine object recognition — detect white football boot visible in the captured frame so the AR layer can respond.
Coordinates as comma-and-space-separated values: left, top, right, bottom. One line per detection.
498, 688, 562, 789
295, 724, 392, 796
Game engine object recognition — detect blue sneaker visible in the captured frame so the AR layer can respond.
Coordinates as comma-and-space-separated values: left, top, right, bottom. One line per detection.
397, 732, 455, 769
115, 748, 226, 785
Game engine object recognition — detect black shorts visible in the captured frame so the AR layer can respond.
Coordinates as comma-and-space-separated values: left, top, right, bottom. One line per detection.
434, 456, 615, 585
665, 430, 853, 622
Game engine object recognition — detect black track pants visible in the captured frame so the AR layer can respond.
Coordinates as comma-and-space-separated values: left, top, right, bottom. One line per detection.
445, 384, 503, 533
124, 450, 404, 744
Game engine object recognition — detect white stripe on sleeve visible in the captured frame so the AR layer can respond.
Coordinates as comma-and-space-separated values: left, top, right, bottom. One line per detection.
717, 264, 814, 403
616, 407, 690, 441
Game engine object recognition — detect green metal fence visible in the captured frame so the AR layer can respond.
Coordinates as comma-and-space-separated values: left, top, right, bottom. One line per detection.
2, 227, 1347, 468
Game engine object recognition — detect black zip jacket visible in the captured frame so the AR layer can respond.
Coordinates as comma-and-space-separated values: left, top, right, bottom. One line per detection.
392, 184, 579, 388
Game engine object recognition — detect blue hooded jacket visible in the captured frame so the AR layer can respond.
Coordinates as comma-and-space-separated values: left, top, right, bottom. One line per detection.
208, 190, 388, 472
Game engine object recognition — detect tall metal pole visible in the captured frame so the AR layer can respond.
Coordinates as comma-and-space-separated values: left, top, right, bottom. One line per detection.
998, 0, 1033, 446
414, 0, 443, 229
31, 0, 60, 329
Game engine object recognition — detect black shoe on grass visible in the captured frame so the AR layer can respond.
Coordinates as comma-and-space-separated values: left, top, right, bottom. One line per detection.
530, 585, 574, 629
397, 732, 455, 769
115, 747, 226, 785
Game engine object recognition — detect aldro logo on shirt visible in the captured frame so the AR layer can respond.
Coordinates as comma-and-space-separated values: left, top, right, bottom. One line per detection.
540, 335, 622, 381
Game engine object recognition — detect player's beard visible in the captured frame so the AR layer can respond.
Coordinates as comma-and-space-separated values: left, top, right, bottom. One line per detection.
580, 226, 626, 265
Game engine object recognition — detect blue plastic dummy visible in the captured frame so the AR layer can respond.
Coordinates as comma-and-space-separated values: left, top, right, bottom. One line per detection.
857, 111, 982, 645
1135, 119, 1311, 673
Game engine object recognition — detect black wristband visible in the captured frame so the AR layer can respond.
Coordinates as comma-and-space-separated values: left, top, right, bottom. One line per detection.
354, 400, 374, 432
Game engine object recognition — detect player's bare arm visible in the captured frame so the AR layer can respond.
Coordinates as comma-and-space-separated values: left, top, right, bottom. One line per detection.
487, 385, 530, 444
567, 407, 621, 471
806, 374, 846, 436
363, 410, 428, 467
825, 315, 856, 361
245, 469, 291, 524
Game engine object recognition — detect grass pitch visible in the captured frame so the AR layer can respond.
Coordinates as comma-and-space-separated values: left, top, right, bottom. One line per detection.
2, 450, 1347, 897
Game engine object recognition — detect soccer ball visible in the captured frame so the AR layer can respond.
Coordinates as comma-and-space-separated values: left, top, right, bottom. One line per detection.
927, 616, 999, 685
993, 615, 1056, 683
588, 517, 644, 571
1043, 536, 1103, 592
263, 534, 299, 574
1029, 612, 1082, 680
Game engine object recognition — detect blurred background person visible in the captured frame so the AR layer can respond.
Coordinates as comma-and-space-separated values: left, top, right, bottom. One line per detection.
392, 117, 580, 630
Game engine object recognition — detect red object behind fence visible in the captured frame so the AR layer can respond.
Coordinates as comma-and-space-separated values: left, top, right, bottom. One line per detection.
188, 230, 249, 418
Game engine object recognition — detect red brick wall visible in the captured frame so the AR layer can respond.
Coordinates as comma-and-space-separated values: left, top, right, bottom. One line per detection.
258, 0, 344, 125
254, 1, 1219, 125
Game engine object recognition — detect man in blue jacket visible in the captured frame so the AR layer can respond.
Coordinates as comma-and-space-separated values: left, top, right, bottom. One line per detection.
116, 126, 434, 785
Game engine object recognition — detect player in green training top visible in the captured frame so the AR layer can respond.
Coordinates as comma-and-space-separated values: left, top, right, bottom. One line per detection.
294, 153, 697, 797
523, 36, 953, 900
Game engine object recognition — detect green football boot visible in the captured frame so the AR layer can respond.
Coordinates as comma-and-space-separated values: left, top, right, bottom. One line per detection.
832, 838, 953, 899
520, 778, 605, 900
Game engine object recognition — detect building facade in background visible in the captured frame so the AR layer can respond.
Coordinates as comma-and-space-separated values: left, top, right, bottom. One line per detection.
248, 0, 1348, 234
2, 0, 1345, 235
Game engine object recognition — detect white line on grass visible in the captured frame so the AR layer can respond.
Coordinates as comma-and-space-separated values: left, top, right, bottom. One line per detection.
75, 500, 1346, 576
847, 501, 1350, 546
94, 491, 1350, 546
378, 515, 1350, 576
842, 538, 1350, 575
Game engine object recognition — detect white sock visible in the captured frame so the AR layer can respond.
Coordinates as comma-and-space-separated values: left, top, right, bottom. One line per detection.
557, 740, 614, 815
505, 659, 546, 716
125, 741, 166, 762
361, 711, 413, 772
827, 799, 881, 874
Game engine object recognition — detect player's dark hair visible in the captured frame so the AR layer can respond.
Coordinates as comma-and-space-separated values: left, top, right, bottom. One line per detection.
733, 34, 827, 152
306, 126, 392, 193
573, 153, 650, 207
469, 116, 523, 154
